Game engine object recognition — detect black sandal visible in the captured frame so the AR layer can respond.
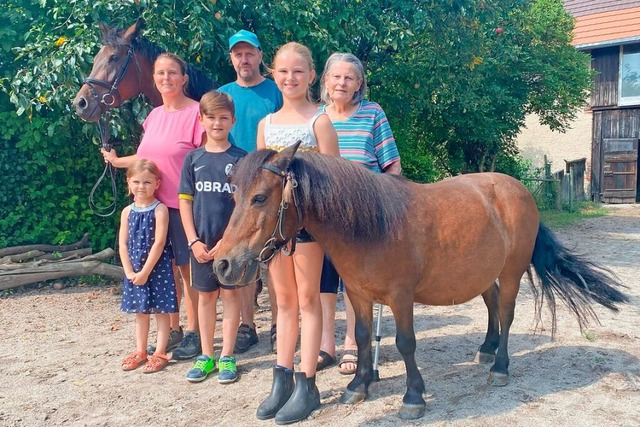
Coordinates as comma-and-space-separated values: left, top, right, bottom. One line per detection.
316, 350, 336, 371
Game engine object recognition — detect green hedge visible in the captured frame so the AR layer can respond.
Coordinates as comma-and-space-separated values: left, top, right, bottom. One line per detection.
0, 94, 128, 249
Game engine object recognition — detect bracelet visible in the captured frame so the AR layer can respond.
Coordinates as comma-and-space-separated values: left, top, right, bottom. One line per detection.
187, 238, 201, 249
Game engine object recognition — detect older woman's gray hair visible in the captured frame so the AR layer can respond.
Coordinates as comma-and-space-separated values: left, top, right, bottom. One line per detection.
320, 52, 367, 105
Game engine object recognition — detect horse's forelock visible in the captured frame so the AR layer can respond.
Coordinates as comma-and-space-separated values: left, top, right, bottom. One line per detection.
231, 149, 277, 191
100, 27, 127, 46
99, 26, 158, 56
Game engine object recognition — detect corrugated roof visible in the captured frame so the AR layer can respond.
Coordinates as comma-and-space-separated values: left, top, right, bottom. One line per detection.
569, 2, 640, 49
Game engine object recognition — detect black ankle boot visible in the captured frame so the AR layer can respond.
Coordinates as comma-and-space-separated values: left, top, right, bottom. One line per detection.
274, 372, 321, 425
256, 366, 294, 420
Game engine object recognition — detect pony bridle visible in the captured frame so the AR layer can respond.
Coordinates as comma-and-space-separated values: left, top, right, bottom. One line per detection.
83, 45, 134, 110
85, 45, 134, 218
256, 163, 303, 264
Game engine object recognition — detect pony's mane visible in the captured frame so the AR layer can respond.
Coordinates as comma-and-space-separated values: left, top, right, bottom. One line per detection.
231, 150, 412, 243
101, 26, 217, 101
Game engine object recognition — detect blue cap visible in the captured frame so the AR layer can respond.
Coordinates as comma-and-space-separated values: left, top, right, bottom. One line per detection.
229, 30, 261, 50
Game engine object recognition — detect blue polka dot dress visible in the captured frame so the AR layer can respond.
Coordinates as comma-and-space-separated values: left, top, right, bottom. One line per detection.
121, 201, 177, 314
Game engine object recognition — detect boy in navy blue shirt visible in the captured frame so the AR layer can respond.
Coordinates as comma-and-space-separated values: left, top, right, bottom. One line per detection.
178, 90, 247, 384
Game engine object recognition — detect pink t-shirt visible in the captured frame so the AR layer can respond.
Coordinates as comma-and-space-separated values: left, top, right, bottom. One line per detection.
137, 102, 204, 209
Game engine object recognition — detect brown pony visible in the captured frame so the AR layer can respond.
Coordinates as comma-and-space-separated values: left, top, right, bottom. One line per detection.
73, 19, 216, 122
214, 142, 628, 420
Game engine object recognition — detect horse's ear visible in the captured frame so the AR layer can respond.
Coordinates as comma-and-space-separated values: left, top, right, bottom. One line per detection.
278, 140, 302, 164
122, 19, 144, 43
135, 17, 145, 30
98, 22, 110, 36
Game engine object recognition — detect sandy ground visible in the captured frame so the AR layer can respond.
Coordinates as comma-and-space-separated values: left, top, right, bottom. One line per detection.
1, 205, 639, 427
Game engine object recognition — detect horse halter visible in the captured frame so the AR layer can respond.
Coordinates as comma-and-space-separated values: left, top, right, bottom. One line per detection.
83, 45, 134, 109
256, 163, 303, 264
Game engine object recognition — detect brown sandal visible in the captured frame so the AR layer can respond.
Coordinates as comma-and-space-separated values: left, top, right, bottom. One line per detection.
338, 349, 358, 375
121, 351, 148, 371
143, 353, 169, 374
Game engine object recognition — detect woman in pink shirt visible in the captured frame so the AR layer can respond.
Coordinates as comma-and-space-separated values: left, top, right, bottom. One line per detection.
103, 52, 205, 360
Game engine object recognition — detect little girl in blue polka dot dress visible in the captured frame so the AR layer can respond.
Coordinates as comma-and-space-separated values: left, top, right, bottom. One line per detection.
118, 159, 177, 374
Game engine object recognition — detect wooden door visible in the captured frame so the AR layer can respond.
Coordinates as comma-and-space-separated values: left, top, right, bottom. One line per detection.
602, 138, 638, 203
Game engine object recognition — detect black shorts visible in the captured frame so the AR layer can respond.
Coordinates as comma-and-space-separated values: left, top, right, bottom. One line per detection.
296, 228, 315, 243
168, 208, 189, 266
320, 255, 339, 294
190, 256, 235, 292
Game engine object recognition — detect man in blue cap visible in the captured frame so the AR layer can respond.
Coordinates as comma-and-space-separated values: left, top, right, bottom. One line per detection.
219, 29, 282, 354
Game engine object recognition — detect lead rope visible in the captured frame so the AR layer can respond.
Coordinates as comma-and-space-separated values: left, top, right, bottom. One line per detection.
88, 108, 118, 217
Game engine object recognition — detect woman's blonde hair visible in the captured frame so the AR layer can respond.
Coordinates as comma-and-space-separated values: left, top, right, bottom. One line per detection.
272, 42, 316, 102
126, 159, 161, 196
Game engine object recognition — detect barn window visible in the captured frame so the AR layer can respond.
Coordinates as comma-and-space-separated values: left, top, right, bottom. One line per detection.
619, 44, 640, 106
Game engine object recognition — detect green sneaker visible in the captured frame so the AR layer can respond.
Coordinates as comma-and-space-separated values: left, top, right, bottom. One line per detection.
186, 355, 216, 383
217, 356, 238, 384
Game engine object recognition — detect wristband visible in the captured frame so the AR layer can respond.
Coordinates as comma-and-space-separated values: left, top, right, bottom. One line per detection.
188, 238, 201, 249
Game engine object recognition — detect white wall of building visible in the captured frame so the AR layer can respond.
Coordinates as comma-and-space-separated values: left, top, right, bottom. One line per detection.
516, 110, 592, 189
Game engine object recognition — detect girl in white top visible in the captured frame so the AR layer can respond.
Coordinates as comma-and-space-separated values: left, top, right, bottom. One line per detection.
255, 42, 338, 423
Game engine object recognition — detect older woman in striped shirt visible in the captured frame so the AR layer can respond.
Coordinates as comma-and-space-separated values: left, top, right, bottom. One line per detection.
316, 52, 401, 375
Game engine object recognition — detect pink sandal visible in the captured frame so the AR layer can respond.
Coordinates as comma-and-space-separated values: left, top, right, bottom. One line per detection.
143, 353, 169, 374
121, 351, 148, 371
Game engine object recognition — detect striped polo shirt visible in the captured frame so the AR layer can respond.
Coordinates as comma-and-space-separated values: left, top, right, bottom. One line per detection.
320, 100, 400, 172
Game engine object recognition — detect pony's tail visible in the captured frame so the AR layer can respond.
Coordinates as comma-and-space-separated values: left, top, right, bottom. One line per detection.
527, 223, 628, 336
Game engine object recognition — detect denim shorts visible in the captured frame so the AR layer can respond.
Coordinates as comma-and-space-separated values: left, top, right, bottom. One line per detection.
296, 228, 315, 243
190, 256, 236, 292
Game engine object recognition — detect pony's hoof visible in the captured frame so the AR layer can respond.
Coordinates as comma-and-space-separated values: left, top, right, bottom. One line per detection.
340, 389, 367, 404
399, 403, 426, 420
475, 351, 495, 364
488, 371, 509, 386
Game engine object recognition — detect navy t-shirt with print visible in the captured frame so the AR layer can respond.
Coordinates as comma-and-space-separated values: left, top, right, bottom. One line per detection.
178, 145, 247, 247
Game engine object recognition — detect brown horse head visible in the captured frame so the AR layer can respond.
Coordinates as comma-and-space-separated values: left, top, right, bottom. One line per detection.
214, 142, 303, 285
73, 19, 161, 122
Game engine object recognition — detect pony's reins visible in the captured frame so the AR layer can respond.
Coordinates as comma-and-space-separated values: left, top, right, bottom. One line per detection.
85, 46, 134, 217
256, 162, 303, 263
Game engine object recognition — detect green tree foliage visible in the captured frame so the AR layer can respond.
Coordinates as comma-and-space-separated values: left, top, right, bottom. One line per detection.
373, 0, 593, 174
1, 0, 592, 248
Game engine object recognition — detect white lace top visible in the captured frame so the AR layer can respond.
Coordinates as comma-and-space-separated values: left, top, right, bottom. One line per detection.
263, 112, 324, 152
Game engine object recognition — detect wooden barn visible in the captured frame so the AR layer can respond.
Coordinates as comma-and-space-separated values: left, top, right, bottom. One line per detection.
567, 0, 640, 203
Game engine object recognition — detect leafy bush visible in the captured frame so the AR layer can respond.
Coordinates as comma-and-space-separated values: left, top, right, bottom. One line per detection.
0, 93, 125, 248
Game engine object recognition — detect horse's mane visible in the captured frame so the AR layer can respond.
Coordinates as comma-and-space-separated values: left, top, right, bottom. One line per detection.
232, 150, 412, 243
101, 26, 217, 101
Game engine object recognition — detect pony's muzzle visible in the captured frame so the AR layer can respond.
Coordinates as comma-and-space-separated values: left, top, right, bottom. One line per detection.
214, 258, 233, 283
214, 257, 260, 286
